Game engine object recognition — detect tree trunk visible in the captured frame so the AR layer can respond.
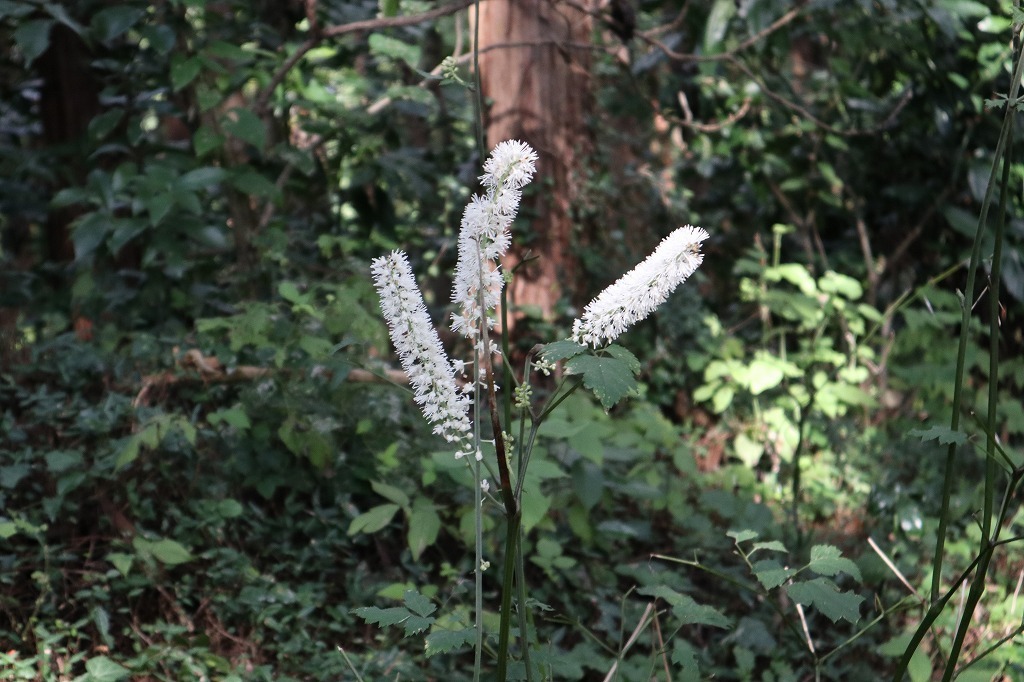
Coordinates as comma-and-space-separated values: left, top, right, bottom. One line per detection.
477, 0, 593, 326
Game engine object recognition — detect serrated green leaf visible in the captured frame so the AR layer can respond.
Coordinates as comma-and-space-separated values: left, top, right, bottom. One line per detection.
728, 529, 759, 543
565, 353, 638, 409
352, 605, 411, 629
604, 344, 640, 373
751, 540, 787, 554
786, 578, 863, 624
403, 589, 436, 618
808, 544, 862, 580
636, 584, 684, 604
540, 340, 586, 362
348, 503, 400, 535
670, 594, 732, 628
908, 426, 967, 446
425, 627, 476, 656
752, 559, 795, 590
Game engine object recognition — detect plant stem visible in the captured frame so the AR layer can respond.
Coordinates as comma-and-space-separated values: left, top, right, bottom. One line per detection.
930, 20, 1024, 605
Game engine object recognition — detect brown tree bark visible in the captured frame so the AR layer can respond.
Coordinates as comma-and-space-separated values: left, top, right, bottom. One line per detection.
476, 0, 593, 324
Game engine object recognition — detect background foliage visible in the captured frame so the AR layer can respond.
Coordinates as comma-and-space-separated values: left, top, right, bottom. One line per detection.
1, 0, 1022, 679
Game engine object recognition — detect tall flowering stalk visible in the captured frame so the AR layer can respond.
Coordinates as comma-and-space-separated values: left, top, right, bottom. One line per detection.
451, 140, 538, 341
367, 140, 709, 679
572, 225, 709, 348
370, 251, 471, 448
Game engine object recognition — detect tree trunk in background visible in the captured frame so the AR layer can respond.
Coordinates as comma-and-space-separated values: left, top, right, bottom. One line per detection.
477, 0, 592, 326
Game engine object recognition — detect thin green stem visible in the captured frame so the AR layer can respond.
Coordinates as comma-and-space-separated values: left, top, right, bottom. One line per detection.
930, 21, 1024, 605
496, 510, 521, 681
514, 534, 534, 681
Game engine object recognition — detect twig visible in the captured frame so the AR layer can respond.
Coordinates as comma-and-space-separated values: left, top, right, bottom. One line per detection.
603, 601, 656, 682
868, 535, 922, 601
255, 0, 476, 114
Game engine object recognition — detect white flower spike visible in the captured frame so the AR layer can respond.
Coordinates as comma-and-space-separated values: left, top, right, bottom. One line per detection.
572, 225, 709, 348
371, 251, 472, 445
451, 140, 538, 340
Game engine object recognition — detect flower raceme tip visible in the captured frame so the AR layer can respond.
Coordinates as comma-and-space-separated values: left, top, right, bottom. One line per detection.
450, 140, 538, 340
572, 225, 709, 348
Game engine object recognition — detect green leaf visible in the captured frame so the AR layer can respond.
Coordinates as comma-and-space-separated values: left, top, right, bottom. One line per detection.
84, 655, 131, 681
671, 594, 732, 628
425, 627, 475, 656
380, 0, 400, 17
565, 353, 638, 409
88, 109, 124, 141
170, 55, 202, 91
216, 499, 244, 518
90, 6, 146, 44
144, 193, 173, 226
908, 426, 967, 446
747, 357, 784, 395
0, 2, 36, 20
752, 559, 795, 590
45, 450, 83, 473
352, 605, 411, 629
808, 544, 862, 580
818, 271, 863, 300
764, 263, 817, 295
403, 589, 436, 618
703, 0, 736, 55
0, 521, 17, 539
571, 459, 604, 510
733, 432, 763, 467
203, 40, 251, 63
604, 344, 640, 373
540, 340, 586, 362
711, 384, 735, 413
229, 168, 279, 199
278, 281, 304, 303
150, 538, 193, 565
223, 108, 266, 149
786, 578, 863, 624
368, 33, 421, 67
751, 540, 787, 554
178, 166, 226, 190
727, 529, 759, 543
14, 19, 54, 66
193, 126, 225, 157
208, 406, 251, 430
371, 480, 409, 507
407, 498, 440, 561
348, 503, 400, 535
